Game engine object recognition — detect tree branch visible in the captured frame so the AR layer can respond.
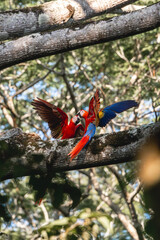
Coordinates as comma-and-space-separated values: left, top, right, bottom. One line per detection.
113, 4, 145, 14
12, 58, 60, 98
0, 3, 159, 70
0, 122, 160, 182
60, 54, 79, 113
0, 0, 138, 41
107, 166, 144, 240
90, 168, 140, 240
128, 181, 142, 204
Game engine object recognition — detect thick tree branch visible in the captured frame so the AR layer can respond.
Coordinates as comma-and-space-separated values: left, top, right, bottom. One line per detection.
0, 3, 159, 70
0, 0, 138, 41
0, 122, 160, 182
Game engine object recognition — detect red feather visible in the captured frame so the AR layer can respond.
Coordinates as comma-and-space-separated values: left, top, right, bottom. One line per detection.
83, 89, 100, 132
68, 135, 90, 161
68, 89, 100, 160
31, 98, 82, 139
35, 198, 43, 206
68, 122, 96, 161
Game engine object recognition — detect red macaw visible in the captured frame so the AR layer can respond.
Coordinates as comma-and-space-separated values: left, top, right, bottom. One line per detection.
31, 98, 84, 139
78, 89, 100, 133
32, 97, 84, 205
68, 99, 138, 160
68, 89, 100, 161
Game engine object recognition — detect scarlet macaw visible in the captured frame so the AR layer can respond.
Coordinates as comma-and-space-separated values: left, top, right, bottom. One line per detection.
82, 89, 100, 131
32, 97, 84, 205
67, 89, 100, 161
68, 97, 138, 160
31, 98, 84, 139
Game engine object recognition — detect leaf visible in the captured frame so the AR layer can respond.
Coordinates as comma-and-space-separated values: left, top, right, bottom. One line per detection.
28, 175, 51, 202
50, 179, 81, 209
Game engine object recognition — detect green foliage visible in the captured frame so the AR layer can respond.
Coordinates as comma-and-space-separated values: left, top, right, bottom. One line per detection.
38, 208, 111, 238
0, 0, 159, 239
29, 174, 50, 204
29, 173, 81, 209
50, 177, 81, 209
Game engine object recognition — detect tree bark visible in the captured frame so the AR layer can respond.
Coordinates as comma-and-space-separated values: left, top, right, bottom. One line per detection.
0, 3, 159, 70
0, 0, 138, 41
0, 122, 160, 181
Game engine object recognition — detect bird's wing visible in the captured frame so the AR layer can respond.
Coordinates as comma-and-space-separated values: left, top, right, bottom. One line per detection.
88, 89, 100, 118
84, 89, 100, 131
98, 100, 138, 127
68, 123, 96, 161
31, 98, 68, 138
74, 124, 85, 137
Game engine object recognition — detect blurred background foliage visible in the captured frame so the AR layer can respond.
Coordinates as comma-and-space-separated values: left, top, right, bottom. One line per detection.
0, 0, 160, 239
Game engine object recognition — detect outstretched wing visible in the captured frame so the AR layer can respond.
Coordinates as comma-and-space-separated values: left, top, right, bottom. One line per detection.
88, 89, 100, 118
31, 98, 68, 138
83, 89, 100, 132
98, 100, 138, 127
68, 123, 96, 161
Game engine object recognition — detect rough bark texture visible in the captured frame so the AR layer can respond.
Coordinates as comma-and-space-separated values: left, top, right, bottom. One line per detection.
0, 3, 159, 70
0, 122, 160, 181
0, 0, 138, 41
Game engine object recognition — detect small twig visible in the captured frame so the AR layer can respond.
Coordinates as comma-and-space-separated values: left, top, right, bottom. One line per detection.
128, 181, 142, 204
40, 202, 49, 223
60, 54, 78, 113
13, 67, 54, 98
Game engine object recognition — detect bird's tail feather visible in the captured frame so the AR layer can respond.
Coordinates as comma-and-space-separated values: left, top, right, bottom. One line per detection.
68, 135, 89, 161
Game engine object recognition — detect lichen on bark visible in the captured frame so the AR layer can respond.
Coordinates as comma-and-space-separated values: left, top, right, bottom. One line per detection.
0, 122, 160, 181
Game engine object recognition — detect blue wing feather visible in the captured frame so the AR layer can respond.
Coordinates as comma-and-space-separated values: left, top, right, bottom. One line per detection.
68, 123, 96, 160
104, 100, 138, 113
85, 123, 96, 142
99, 110, 116, 127
99, 100, 138, 127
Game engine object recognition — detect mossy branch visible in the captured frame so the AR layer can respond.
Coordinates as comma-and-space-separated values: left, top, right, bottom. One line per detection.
0, 122, 160, 181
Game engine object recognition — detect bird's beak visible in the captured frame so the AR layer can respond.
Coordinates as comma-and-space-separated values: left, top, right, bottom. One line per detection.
75, 115, 81, 125
77, 111, 81, 118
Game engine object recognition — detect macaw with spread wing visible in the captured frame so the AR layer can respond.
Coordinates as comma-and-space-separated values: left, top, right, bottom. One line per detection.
31, 98, 84, 139
68, 96, 138, 160
80, 88, 100, 133
68, 89, 100, 160
31, 97, 84, 205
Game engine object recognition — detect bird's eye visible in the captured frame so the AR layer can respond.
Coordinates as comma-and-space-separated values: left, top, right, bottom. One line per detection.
72, 116, 76, 122
81, 110, 84, 116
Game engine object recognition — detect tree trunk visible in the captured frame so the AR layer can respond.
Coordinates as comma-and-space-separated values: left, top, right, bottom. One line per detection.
0, 122, 160, 181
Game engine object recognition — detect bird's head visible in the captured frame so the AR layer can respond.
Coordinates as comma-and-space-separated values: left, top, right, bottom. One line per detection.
77, 110, 88, 119
71, 115, 81, 125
